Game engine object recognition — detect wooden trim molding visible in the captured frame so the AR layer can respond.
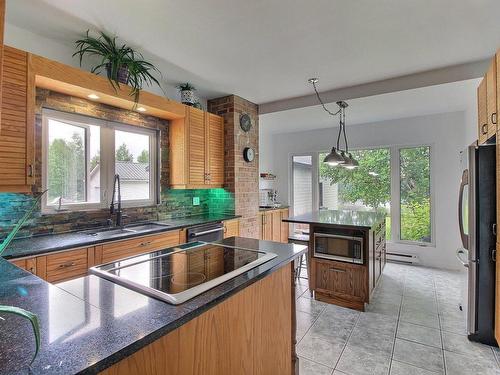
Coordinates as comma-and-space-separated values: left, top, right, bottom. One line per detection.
29, 52, 186, 121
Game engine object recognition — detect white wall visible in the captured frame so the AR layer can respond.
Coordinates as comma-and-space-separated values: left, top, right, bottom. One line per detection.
261, 111, 470, 270
4, 23, 207, 107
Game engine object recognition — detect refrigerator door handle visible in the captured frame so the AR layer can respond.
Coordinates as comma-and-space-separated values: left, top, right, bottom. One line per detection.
456, 248, 469, 268
458, 170, 469, 249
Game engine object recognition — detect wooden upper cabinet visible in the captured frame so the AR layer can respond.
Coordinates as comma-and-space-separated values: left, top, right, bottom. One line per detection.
486, 57, 497, 139
170, 107, 224, 189
188, 107, 206, 186
207, 113, 224, 186
478, 77, 488, 145
0, 46, 34, 192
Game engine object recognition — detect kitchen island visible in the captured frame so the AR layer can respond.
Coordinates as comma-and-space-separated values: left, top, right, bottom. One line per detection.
0, 237, 306, 374
284, 210, 386, 311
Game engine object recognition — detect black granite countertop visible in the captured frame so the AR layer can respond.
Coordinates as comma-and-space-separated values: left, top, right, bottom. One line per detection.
259, 205, 289, 212
0, 237, 306, 374
2, 213, 240, 260
284, 209, 385, 229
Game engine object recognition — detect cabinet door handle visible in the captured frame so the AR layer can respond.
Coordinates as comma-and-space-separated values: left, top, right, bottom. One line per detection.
482, 123, 488, 134
492, 113, 497, 125
329, 267, 346, 273
58, 261, 76, 269
140, 241, 152, 247
27, 164, 34, 177
28, 266, 35, 274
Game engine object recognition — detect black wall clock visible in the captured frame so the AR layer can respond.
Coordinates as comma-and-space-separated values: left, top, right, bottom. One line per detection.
243, 147, 255, 162
240, 113, 252, 132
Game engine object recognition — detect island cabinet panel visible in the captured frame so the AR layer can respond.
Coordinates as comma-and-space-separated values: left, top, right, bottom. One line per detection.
223, 218, 240, 238
97, 230, 181, 264
0, 46, 34, 192
100, 265, 293, 375
313, 258, 368, 311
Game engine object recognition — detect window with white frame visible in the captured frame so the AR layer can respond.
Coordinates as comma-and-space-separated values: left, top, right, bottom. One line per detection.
290, 145, 433, 245
42, 109, 157, 212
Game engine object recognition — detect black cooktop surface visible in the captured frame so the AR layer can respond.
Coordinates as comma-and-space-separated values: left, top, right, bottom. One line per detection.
95, 242, 268, 295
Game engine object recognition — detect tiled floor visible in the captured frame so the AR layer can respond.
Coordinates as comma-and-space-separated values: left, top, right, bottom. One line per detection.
296, 262, 500, 375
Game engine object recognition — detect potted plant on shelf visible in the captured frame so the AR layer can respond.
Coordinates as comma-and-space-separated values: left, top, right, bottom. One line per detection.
177, 82, 196, 105
73, 30, 163, 104
0, 191, 47, 367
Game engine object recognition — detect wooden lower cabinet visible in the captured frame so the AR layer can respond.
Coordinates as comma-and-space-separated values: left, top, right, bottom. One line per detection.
312, 258, 368, 311
100, 264, 293, 375
44, 247, 92, 283
223, 219, 240, 238
96, 230, 181, 264
10, 230, 183, 284
281, 208, 289, 242
259, 208, 289, 243
10, 257, 37, 274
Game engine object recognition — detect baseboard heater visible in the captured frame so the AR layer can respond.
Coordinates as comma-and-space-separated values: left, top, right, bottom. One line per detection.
386, 252, 419, 264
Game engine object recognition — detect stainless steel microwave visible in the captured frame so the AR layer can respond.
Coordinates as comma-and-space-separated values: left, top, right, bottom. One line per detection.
313, 233, 364, 264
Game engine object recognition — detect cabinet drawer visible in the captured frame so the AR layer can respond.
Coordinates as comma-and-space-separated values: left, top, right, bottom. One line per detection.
45, 248, 89, 283
100, 230, 181, 264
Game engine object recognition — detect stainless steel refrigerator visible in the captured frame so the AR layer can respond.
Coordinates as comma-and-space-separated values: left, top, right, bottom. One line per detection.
457, 143, 496, 345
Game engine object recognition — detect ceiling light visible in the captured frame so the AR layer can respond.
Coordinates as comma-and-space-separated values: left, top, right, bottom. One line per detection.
137, 106, 147, 112
324, 147, 345, 166
87, 93, 100, 100
309, 78, 358, 170
341, 152, 359, 169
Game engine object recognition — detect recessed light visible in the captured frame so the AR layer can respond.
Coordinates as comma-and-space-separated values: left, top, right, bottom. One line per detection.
137, 106, 147, 112
87, 93, 100, 100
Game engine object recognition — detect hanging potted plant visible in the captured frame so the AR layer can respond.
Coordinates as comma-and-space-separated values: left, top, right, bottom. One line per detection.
177, 83, 196, 105
73, 30, 164, 104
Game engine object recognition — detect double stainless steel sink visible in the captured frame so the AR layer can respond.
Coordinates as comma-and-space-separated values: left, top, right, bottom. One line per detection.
79, 222, 173, 239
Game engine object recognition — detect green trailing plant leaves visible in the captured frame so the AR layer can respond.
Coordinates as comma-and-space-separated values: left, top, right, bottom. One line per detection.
0, 306, 41, 365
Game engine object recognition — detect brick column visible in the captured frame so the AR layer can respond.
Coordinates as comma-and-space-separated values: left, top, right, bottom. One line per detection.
208, 95, 259, 238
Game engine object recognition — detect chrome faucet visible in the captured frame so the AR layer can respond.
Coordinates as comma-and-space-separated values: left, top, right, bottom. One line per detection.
110, 174, 124, 227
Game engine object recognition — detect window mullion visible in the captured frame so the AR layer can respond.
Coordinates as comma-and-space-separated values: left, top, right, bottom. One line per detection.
390, 146, 401, 242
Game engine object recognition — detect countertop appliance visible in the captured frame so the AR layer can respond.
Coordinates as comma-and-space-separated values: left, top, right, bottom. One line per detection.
187, 222, 224, 243
313, 232, 363, 264
90, 241, 277, 305
457, 143, 496, 345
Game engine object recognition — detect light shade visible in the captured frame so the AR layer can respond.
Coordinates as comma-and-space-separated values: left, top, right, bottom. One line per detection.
323, 147, 345, 166
341, 152, 359, 169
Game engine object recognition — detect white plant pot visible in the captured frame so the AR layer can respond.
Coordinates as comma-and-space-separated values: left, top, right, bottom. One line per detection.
180, 90, 195, 104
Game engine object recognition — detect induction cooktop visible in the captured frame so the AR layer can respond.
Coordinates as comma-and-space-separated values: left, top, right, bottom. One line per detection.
89, 241, 277, 305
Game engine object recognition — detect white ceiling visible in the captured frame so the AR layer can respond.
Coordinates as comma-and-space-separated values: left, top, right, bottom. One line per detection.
260, 79, 480, 135
6, 0, 500, 104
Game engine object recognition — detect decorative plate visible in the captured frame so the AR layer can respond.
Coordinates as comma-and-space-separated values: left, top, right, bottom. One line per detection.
240, 113, 252, 132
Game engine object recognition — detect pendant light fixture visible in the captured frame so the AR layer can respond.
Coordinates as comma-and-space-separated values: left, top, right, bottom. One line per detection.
309, 78, 358, 169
